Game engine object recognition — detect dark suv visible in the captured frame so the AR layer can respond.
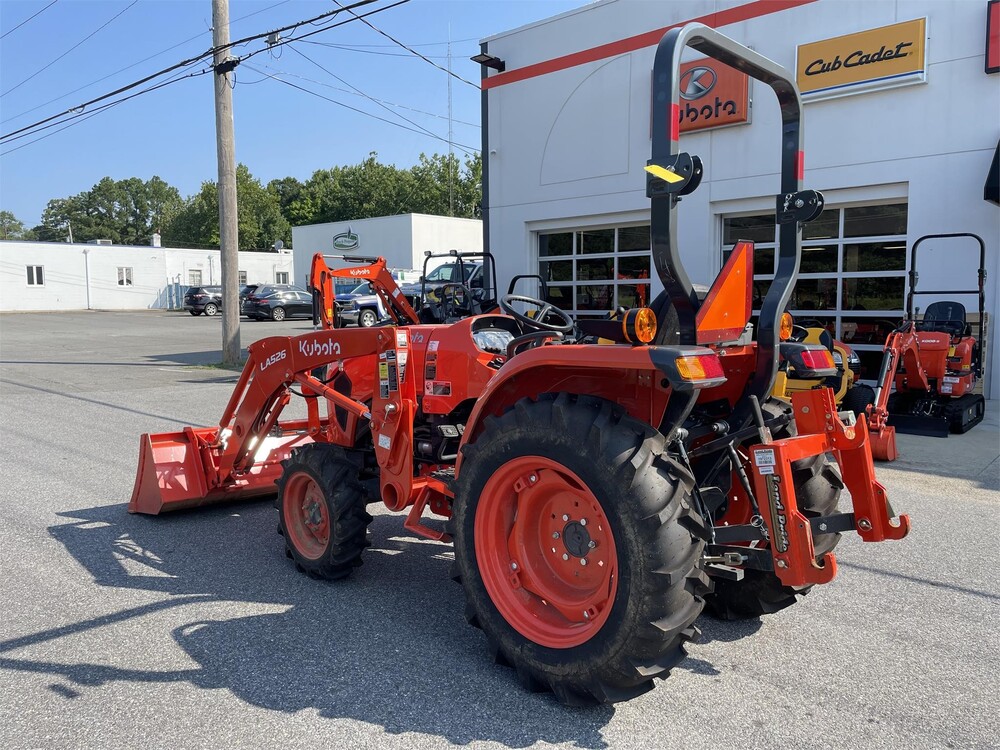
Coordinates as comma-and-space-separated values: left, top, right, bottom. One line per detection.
184, 286, 223, 316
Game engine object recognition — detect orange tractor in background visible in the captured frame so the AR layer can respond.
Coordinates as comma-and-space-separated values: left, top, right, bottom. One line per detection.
860, 233, 987, 460
129, 24, 909, 705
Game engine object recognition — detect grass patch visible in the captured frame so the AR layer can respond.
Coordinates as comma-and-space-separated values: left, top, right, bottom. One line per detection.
197, 359, 248, 371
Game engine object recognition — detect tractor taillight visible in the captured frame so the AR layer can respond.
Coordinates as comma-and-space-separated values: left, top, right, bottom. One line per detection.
675, 353, 725, 382
800, 349, 834, 369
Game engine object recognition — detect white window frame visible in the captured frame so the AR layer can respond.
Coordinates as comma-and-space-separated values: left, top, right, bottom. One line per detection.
117, 266, 133, 286
188, 270, 203, 286
239, 270, 247, 285
537, 223, 653, 318
721, 199, 908, 380
26, 265, 44, 286
275, 271, 289, 284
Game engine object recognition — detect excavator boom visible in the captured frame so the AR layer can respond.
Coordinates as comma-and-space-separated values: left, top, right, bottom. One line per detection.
309, 253, 420, 329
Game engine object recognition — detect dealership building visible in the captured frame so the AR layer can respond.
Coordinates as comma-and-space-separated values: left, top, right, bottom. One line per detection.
477, 0, 999, 396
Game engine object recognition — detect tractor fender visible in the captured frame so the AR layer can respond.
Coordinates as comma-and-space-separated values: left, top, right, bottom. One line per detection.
456, 343, 721, 472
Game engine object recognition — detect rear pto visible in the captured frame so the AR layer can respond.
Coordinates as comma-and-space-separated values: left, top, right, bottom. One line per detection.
130, 25, 909, 705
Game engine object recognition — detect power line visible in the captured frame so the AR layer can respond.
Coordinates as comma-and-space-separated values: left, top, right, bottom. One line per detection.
244, 67, 478, 155
1, 67, 211, 158
256, 63, 479, 126
331, 0, 479, 89
1, 0, 139, 98
287, 45, 453, 148
2, 0, 294, 125
0, 0, 59, 41
299, 40, 466, 59
0, 0, 394, 144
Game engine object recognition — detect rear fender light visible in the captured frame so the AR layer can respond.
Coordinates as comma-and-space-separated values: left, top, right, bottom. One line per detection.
649, 347, 727, 391
780, 343, 838, 378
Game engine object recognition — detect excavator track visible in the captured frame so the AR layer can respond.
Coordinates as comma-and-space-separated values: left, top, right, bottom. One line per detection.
945, 393, 986, 434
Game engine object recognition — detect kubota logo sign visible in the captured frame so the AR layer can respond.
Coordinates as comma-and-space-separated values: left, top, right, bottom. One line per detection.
672, 59, 749, 134
796, 18, 927, 100
333, 227, 359, 251
299, 338, 342, 357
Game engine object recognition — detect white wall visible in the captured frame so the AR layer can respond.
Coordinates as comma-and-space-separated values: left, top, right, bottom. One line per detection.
0, 241, 294, 311
163, 248, 293, 289
291, 214, 483, 285
484, 0, 1000, 396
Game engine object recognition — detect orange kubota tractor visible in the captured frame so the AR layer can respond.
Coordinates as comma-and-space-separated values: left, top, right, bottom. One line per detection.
129, 24, 909, 705
860, 233, 987, 460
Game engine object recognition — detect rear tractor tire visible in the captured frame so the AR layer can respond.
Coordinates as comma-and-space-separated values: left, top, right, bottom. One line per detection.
452, 394, 710, 705
705, 401, 844, 620
841, 383, 875, 419
276, 443, 372, 580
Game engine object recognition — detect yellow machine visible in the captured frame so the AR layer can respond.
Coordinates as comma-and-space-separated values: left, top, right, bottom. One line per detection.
775, 326, 875, 416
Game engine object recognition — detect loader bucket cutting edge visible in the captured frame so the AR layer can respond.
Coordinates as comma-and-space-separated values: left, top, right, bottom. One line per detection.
129, 429, 306, 515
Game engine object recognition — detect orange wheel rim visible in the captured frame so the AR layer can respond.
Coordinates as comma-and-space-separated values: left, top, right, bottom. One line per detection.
284, 473, 330, 560
475, 456, 618, 649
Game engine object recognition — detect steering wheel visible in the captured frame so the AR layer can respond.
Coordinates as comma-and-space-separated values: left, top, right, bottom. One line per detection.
499, 294, 574, 333
436, 282, 474, 319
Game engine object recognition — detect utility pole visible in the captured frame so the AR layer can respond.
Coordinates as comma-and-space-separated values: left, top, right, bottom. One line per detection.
212, 0, 241, 365
447, 24, 454, 217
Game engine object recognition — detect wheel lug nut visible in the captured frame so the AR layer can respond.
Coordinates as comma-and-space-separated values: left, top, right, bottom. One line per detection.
529, 474, 537, 483
552, 531, 560, 539
510, 562, 518, 571
588, 540, 596, 549
580, 558, 588, 566
583, 611, 590, 619
562, 514, 569, 522
562, 553, 569, 561
580, 518, 587, 526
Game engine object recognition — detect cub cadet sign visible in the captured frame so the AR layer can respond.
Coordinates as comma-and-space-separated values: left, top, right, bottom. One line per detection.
676, 59, 749, 132
796, 18, 927, 100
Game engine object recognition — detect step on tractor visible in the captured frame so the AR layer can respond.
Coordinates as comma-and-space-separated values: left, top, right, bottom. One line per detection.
129, 24, 909, 706
860, 233, 987, 460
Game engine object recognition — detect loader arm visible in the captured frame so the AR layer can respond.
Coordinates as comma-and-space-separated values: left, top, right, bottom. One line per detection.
310, 253, 420, 329
131, 328, 382, 514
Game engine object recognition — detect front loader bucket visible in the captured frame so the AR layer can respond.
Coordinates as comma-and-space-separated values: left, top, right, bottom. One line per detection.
869, 425, 899, 462
887, 413, 950, 438
129, 427, 302, 515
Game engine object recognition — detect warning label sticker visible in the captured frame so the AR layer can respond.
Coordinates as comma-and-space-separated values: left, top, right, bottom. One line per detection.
396, 330, 408, 348
378, 434, 391, 450
428, 340, 439, 352
755, 448, 776, 475
424, 380, 452, 396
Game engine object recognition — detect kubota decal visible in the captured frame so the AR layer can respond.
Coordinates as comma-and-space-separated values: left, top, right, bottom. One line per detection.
298, 339, 342, 357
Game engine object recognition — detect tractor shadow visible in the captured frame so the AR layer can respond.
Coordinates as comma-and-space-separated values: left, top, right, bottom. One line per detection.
26, 503, 613, 748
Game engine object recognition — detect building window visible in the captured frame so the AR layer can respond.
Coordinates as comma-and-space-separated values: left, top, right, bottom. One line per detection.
117, 267, 133, 286
188, 270, 202, 286
721, 201, 908, 379
275, 271, 289, 284
538, 225, 651, 318
26, 265, 44, 286
239, 270, 247, 285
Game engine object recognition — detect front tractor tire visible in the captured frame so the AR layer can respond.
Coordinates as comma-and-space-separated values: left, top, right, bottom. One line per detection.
276, 443, 372, 580
452, 394, 709, 705
705, 402, 844, 620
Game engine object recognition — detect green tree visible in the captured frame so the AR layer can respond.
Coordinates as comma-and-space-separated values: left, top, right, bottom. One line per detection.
36, 176, 182, 245
0, 210, 35, 240
165, 164, 290, 250
409, 152, 482, 218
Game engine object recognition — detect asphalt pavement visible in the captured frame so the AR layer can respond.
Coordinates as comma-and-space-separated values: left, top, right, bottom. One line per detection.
0, 311, 997, 750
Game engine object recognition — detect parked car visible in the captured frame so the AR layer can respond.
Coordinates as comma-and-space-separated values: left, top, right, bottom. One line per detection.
335, 282, 385, 327
184, 286, 223, 316
239, 284, 260, 312
244, 285, 314, 321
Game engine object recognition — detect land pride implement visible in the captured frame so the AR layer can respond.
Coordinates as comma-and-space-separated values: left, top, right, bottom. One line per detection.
130, 24, 909, 705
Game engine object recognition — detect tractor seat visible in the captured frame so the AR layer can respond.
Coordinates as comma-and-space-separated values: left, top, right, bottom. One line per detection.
918, 301, 968, 337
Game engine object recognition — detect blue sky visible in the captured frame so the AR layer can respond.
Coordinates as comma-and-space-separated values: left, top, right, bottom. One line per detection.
0, 0, 582, 227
